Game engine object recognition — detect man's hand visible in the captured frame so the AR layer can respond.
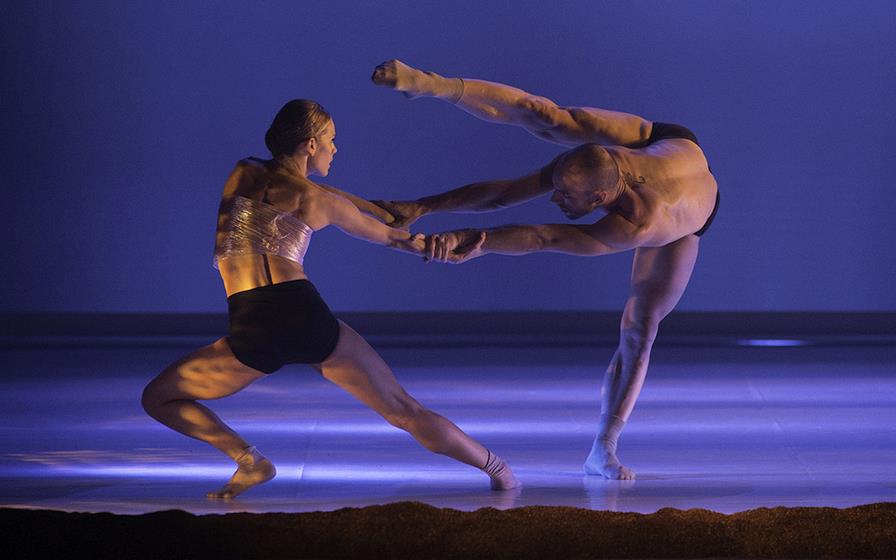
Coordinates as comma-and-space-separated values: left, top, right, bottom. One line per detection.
425, 229, 487, 264
371, 200, 428, 230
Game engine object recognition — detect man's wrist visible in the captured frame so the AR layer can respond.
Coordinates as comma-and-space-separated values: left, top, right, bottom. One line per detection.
466, 229, 488, 254
415, 197, 436, 216
478, 230, 489, 255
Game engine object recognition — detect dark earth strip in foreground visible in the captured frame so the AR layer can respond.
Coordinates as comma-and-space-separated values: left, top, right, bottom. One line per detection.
3, 501, 895, 559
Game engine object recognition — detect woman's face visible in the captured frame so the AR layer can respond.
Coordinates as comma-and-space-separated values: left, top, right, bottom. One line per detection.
309, 120, 337, 176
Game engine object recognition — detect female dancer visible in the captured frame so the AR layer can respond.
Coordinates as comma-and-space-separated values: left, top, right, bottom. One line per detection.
141, 99, 518, 498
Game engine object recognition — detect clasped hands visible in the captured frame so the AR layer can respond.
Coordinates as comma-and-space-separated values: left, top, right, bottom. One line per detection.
374, 199, 486, 264
422, 229, 487, 264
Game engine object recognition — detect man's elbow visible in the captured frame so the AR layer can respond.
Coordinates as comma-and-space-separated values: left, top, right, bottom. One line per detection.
553, 235, 610, 256
486, 181, 515, 210
535, 228, 561, 252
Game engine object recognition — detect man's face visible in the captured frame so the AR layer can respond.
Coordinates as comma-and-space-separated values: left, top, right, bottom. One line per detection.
550, 179, 600, 220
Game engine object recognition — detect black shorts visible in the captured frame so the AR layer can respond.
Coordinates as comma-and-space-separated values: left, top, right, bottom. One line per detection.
226, 279, 341, 373
648, 122, 719, 237
647, 122, 701, 147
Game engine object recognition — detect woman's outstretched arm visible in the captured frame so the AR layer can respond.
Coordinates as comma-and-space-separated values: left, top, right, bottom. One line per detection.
315, 181, 396, 224
317, 189, 424, 255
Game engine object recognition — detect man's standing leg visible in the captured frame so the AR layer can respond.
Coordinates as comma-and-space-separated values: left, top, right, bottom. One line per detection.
585, 235, 700, 479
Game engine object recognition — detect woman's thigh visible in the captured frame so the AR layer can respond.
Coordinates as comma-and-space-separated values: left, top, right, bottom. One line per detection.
144, 337, 267, 403
315, 321, 419, 417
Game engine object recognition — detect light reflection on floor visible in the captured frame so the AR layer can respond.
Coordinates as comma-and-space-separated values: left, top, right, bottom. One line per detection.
0, 342, 894, 514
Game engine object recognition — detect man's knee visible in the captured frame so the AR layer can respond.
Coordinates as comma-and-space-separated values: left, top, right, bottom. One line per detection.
519, 96, 561, 127
620, 313, 660, 353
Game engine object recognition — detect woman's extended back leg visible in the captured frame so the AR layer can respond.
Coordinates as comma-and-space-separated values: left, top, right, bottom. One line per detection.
317, 320, 519, 490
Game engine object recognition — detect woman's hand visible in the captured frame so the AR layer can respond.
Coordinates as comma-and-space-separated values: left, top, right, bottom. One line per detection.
425, 230, 487, 264
408, 233, 426, 254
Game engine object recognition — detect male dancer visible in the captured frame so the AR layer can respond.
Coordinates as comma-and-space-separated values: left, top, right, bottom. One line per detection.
371, 60, 719, 479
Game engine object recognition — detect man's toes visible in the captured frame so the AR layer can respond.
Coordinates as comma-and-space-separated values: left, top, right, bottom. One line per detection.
602, 464, 634, 480
371, 67, 388, 84
372, 61, 399, 86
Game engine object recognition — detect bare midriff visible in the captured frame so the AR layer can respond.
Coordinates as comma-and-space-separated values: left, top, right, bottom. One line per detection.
217, 254, 309, 298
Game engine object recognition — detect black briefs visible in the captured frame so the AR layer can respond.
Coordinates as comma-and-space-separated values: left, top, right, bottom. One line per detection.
226, 279, 340, 373
647, 122, 700, 146
693, 189, 719, 237
647, 122, 718, 237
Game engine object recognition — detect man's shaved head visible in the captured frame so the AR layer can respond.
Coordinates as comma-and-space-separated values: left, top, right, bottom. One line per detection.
549, 144, 622, 219
553, 144, 620, 193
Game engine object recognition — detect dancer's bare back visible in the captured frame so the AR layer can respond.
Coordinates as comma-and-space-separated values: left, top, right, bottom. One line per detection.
602, 140, 717, 246
216, 158, 422, 296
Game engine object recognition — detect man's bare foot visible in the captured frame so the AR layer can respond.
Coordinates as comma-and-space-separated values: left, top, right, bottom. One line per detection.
207, 446, 276, 500
583, 440, 636, 480
371, 59, 463, 101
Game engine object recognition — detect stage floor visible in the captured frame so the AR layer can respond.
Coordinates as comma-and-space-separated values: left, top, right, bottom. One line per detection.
1, 341, 894, 515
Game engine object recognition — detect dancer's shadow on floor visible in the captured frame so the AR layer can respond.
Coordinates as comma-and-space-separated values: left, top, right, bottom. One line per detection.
583, 474, 754, 511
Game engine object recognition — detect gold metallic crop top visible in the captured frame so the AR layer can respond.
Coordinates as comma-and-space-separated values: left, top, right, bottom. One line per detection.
213, 196, 313, 269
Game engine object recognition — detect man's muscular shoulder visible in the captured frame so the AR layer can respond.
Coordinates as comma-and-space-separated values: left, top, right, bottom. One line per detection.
637, 139, 709, 175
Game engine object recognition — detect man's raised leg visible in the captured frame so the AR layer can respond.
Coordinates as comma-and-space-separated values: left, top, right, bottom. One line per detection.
585, 235, 700, 479
372, 59, 566, 133
371, 59, 465, 102
372, 59, 652, 146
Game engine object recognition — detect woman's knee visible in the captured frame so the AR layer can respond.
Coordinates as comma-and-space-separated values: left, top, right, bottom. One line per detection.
140, 378, 165, 415
140, 365, 181, 414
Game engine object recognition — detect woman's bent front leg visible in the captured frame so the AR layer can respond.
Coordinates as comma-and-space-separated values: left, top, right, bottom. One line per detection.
318, 321, 520, 490
141, 337, 275, 498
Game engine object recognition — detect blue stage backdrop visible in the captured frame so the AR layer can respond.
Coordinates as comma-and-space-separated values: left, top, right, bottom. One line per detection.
3, 1, 894, 313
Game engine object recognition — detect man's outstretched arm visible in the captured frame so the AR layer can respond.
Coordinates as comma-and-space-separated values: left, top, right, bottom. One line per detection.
425, 214, 646, 262
374, 155, 561, 228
